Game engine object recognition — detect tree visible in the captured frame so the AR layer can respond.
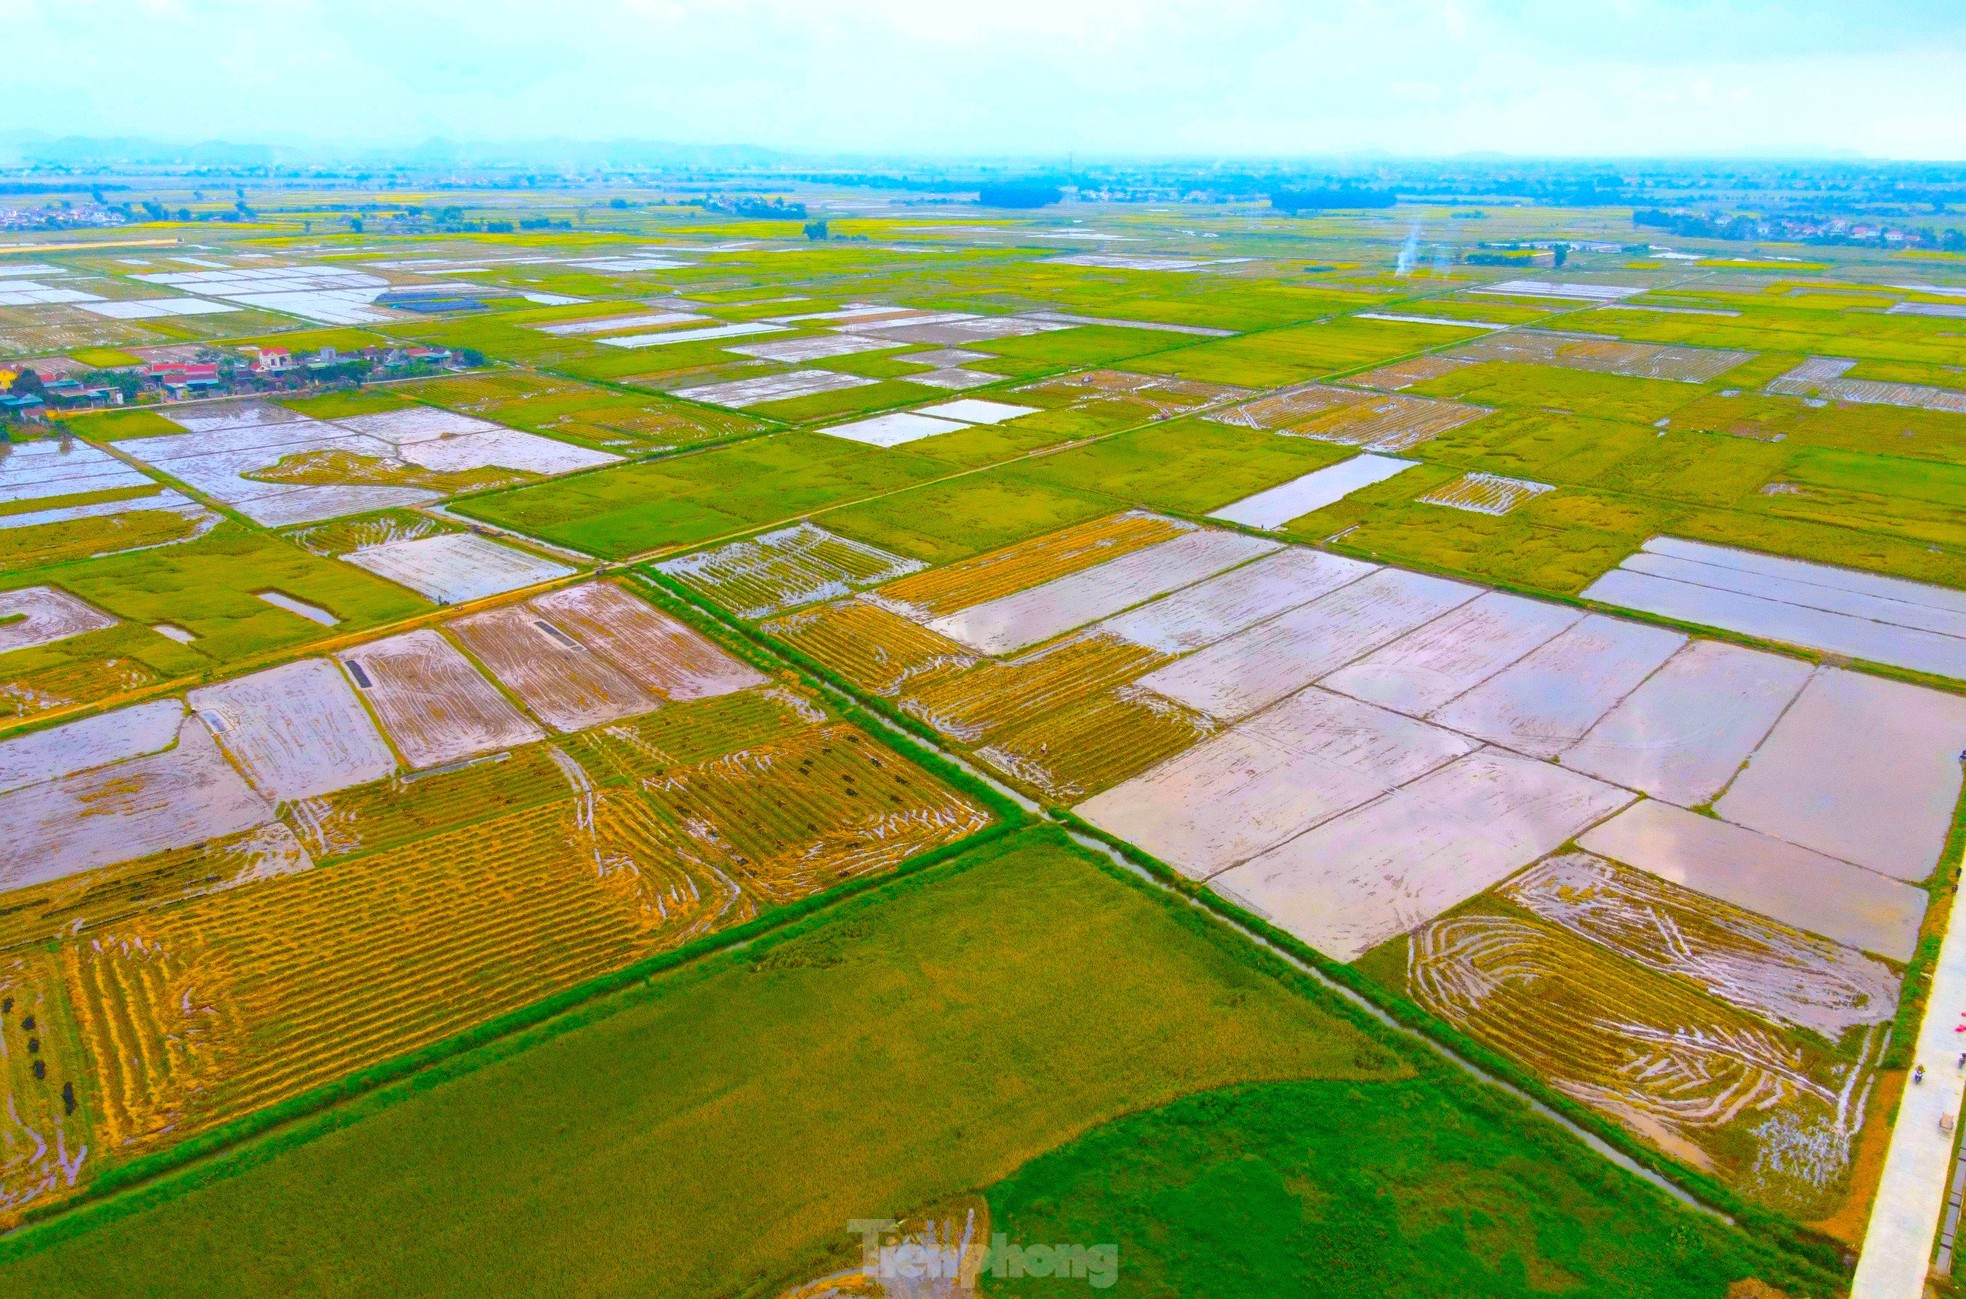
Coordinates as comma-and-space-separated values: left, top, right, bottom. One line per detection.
349, 217, 364, 233
804, 218, 829, 241
1270, 188, 1396, 212
9, 368, 43, 399
79, 369, 140, 403
978, 183, 1062, 209
1552, 243, 1569, 268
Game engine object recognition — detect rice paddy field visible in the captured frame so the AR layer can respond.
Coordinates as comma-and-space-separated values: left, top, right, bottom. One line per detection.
716, 503, 1964, 1228
6, 190, 1966, 1293
0, 829, 1838, 1299
0, 577, 991, 1225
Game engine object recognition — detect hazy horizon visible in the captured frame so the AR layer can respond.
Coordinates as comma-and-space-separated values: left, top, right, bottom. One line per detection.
3, 0, 1963, 162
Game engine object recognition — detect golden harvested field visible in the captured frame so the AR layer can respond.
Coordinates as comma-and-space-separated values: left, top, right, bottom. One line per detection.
1501, 853, 1900, 1041
0, 663, 990, 1225
1288, 392, 1490, 451
283, 745, 577, 861
899, 632, 1166, 743
0, 656, 155, 721
641, 722, 990, 903
762, 598, 977, 696
873, 511, 1191, 618
1408, 904, 1881, 1217
554, 685, 822, 784
0, 826, 308, 958
61, 793, 736, 1159
0, 949, 86, 1221
284, 511, 454, 558
976, 686, 1216, 803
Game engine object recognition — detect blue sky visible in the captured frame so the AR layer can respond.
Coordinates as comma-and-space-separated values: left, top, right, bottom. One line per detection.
5, 0, 1963, 158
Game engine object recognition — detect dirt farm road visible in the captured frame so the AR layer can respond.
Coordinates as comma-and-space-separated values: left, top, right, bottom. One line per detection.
1852, 894, 1966, 1298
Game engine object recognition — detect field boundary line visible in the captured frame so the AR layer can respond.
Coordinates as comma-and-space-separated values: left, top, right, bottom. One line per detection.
1053, 812, 1854, 1277
0, 817, 1022, 1255
638, 537, 1852, 1275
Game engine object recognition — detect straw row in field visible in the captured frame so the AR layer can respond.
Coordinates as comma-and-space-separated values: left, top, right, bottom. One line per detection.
287, 683, 824, 861
0, 950, 87, 1220
284, 509, 454, 558
656, 523, 925, 620
639, 723, 991, 903
1417, 472, 1554, 516
976, 686, 1216, 803
1286, 392, 1490, 452
1206, 382, 1365, 430
873, 511, 1192, 619
1408, 905, 1878, 1216
60, 793, 744, 1174
553, 686, 823, 787
761, 599, 977, 697
0, 825, 309, 959
899, 633, 1166, 743
1501, 852, 1900, 1040
282, 744, 580, 862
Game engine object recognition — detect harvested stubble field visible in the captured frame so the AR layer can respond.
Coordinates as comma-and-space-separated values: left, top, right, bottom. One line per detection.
872, 509, 1192, 618
654, 521, 923, 619
10, 204, 1965, 1293
0, 577, 990, 1225
899, 631, 1166, 743
761, 598, 977, 697
283, 509, 455, 557
1283, 391, 1490, 451
737, 497, 1958, 1222
1402, 902, 1882, 1219
975, 685, 1217, 803
1016, 367, 1253, 418
0, 828, 1825, 1299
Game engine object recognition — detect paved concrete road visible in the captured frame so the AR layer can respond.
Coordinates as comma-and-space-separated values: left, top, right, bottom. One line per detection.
1852, 900, 1966, 1299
